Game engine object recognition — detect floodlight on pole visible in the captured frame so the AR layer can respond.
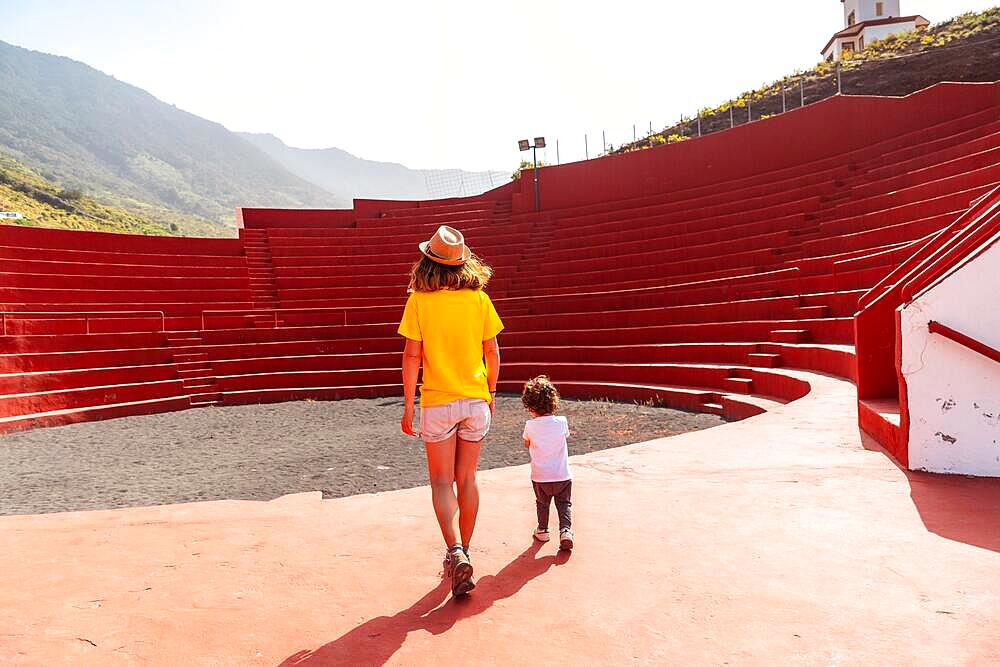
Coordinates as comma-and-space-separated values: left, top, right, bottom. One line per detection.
518, 136, 545, 212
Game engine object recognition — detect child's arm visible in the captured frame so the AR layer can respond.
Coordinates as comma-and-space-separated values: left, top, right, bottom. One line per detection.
523, 437, 531, 449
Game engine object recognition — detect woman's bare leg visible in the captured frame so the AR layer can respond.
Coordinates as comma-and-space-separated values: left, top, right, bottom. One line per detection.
425, 433, 460, 547
454, 437, 482, 549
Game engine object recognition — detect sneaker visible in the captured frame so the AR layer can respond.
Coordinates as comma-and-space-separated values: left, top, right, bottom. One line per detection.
533, 527, 551, 542
442, 546, 470, 579
447, 547, 475, 596
559, 528, 574, 551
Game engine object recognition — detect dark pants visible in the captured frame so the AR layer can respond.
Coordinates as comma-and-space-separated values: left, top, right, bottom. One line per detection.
533, 480, 572, 532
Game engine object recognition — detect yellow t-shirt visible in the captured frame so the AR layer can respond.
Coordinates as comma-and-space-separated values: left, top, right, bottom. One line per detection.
397, 289, 504, 407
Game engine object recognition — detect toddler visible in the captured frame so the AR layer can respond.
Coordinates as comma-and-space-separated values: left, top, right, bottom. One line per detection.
521, 375, 573, 550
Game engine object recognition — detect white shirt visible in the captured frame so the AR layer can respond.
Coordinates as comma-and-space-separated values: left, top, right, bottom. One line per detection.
523, 415, 571, 483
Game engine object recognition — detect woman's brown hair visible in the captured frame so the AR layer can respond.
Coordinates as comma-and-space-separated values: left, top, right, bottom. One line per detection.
408, 254, 493, 292
521, 375, 560, 416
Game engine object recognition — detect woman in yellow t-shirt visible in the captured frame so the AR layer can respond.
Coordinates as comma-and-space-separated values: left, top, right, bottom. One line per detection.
398, 225, 503, 597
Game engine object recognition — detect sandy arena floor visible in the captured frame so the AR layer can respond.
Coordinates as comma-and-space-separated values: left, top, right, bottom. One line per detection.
0, 395, 722, 516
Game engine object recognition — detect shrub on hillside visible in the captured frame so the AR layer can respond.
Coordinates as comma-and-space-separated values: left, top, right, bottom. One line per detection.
57, 187, 84, 201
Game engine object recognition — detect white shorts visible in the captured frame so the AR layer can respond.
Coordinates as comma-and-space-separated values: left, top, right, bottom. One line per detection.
419, 398, 491, 443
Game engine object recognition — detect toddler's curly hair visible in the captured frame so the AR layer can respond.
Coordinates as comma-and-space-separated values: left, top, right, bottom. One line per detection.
521, 375, 560, 416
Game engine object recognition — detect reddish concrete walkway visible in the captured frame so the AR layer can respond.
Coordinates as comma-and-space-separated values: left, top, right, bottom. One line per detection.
2, 372, 999, 665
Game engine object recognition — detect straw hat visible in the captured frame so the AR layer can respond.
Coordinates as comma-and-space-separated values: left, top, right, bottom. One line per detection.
418, 225, 471, 266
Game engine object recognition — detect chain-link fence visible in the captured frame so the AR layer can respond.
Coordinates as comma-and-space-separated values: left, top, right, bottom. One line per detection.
422, 169, 508, 199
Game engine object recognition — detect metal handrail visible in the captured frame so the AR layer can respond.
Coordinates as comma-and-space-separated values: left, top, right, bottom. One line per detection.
0, 310, 166, 336
928, 320, 1000, 365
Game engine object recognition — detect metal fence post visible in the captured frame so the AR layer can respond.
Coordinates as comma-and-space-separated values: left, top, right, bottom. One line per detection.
836, 64, 842, 94
697, 112, 702, 137
781, 80, 786, 113
800, 77, 805, 106
602, 130, 606, 154
729, 102, 734, 128
556, 139, 560, 165
748, 98, 752, 123
584, 134, 589, 159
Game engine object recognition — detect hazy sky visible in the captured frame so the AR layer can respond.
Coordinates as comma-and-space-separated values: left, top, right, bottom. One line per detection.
0, 1, 993, 171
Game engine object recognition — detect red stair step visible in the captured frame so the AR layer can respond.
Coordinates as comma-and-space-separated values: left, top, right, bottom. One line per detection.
747, 353, 783, 368
723, 377, 754, 393
794, 305, 830, 318
769, 329, 811, 344
174, 353, 209, 362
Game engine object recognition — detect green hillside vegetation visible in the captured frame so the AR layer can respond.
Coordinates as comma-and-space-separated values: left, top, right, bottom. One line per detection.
618, 7, 1000, 153
0, 40, 344, 235
0, 152, 190, 235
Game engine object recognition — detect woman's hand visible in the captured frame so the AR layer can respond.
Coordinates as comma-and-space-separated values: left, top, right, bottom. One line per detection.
401, 403, 416, 437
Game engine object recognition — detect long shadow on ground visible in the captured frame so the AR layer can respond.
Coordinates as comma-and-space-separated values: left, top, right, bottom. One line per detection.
279, 542, 570, 665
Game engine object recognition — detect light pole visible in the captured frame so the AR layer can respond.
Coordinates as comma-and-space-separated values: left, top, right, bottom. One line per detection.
518, 136, 545, 212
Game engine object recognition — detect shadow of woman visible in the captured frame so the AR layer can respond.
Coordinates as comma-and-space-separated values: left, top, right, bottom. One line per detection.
280, 542, 570, 666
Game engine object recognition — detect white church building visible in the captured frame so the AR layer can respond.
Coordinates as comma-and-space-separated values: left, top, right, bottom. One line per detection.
822, 0, 929, 61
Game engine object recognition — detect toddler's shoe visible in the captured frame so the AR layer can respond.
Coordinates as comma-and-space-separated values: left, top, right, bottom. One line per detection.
533, 527, 550, 542
559, 528, 574, 551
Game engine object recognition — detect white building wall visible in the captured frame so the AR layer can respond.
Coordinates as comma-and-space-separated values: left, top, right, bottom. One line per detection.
843, 0, 862, 24
845, 0, 902, 24
900, 240, 1000, 476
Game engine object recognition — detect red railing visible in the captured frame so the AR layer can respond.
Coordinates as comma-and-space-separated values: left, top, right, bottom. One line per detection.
928, 320, 1000, 365
0, 310, 166, 336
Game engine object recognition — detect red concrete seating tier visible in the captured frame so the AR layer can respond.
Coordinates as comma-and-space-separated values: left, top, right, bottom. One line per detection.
0, 82, 995, 440
533, 105, 999, 227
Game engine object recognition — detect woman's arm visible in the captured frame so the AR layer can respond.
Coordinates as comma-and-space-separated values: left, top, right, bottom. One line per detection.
484, 336, 500, 413
401, 337, 422, 436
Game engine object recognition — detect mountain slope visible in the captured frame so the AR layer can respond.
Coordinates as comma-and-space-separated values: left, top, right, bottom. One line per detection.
0, 40, 346, 233
239, 133, 508, 201
0, 151, 189, 235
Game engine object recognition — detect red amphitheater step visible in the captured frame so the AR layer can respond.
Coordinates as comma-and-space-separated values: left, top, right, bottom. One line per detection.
700, 400, 725, 415
174, 353, 209, 363
0, 395, 192, 434
794, 305, 830, 318
190, 392, 223, 406
177, 368, 212, 379
740, 288, 779, 299
182, 376, 218, 387
723, 377, 754, 394
747, 353, 783, 368
769, 329, 811, 343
